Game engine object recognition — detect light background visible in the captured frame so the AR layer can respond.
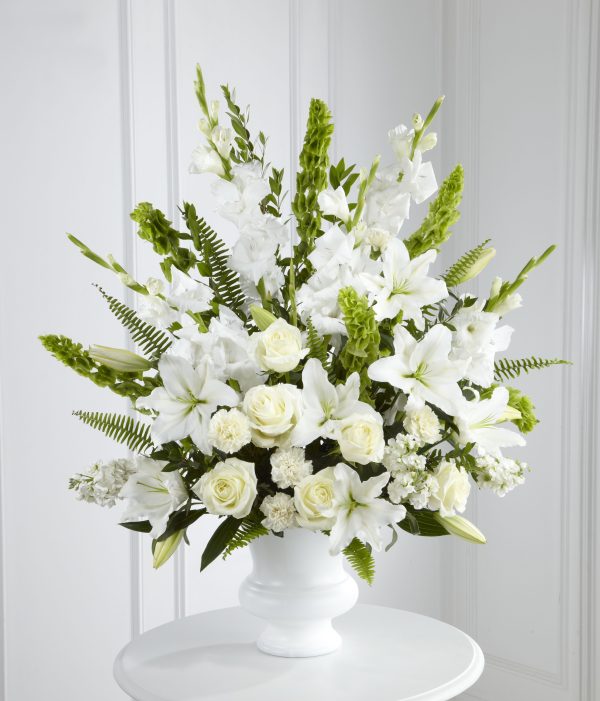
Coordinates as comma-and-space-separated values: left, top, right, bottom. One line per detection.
0, 1, 599, 700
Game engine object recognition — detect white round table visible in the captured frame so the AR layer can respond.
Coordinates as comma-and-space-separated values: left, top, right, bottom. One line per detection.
114, 605, 484, 701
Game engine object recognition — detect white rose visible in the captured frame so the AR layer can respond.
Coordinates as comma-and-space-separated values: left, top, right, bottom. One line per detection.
403, 404, 442, 445
294, 466, 336, 530
270, 447, 313, 488
317, 186, 351, 222
428, 460, 470, 517
192, 458, 257, 518
243, 384, 302, 448
335, 413, 385, 465
208, 408, 251, 454
260, 492, 297, 532
253, 318, 308, 373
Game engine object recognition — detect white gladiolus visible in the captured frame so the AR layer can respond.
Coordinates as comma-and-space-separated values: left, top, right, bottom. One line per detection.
388, 124, 414, 160
189, 144, 225, 176
335, 413, 385, 465
260, 492, 297, 532
243, 384, 302, 448
208, 408, 252, 453
193, 458, 257, 519
294, 466, 337, 531
270, 447, 313, 489
252, 318, 308, 373
428, 459, 471, 517
317, 186, 351, 223
210, 125, 233, 157
167, 270, 213, 314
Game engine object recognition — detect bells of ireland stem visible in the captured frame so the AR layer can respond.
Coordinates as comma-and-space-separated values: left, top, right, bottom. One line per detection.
89, 345, 152, 372
153, 530, 184, 569
434, 513, 487, 544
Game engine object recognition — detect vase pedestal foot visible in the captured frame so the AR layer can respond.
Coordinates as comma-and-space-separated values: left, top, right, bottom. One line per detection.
256, 619, 341, 657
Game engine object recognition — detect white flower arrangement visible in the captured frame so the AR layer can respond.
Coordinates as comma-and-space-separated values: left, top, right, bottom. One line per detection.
41, 66, 569, 582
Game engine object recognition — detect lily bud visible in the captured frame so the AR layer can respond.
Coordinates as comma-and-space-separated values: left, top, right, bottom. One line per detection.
250, 304, 277, 331
89, 345, 152, 372
434, 513, 487, 544
153, 530, 184, 569
456, 247, 496, 284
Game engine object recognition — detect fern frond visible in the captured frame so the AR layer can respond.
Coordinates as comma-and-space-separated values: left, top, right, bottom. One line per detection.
306, 318, 329, 367
494, 356, 570, 382
443, 239, 494, 287
73, 410, 153, 453
182, 202, 246, 314
95, 287, 171, 358
222, 516, 268, 559
343, 538, 375, 585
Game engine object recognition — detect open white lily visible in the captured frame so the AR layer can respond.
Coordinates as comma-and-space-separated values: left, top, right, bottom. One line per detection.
291, 359, 376, 447
455, 387, 526, 454
324, 463, 406, 554
138, 355, 238, 454
368, 324, 466, 416
361, 238, 447, 324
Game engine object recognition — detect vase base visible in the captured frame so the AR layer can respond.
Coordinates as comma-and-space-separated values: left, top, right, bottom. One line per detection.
256, 620, 342, 657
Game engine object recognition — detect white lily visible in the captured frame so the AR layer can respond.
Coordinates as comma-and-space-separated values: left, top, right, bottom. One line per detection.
368, 324, 466, 416
120, 457, 188, 539
361, 238, 447, 324
138, 355, 238, 454
455, 387, 526, 454
291, 359, 376, 446
324, 463, 406, 554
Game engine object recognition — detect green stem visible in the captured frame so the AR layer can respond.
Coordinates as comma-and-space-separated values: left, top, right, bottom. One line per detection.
410, 95, 445, 160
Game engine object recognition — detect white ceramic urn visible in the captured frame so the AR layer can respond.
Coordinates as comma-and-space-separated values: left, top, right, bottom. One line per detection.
238, 528, 359, 657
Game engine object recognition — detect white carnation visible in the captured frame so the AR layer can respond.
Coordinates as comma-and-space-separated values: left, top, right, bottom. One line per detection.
260, 492, 297, 532
208, 408, 251, 453
69, 458, 135, 508
403, 404, 442, 445
270, 447, 313, 488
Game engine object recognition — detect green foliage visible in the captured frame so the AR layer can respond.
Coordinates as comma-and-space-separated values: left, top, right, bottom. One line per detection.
329, 158, 360, 195
39, 334, 159, 400
73, 410, 153, 453
306, 318, 329, 368
292, 99, 334, 264
338, 287, 380, 395
506, 387, 539, 433
399, 506, 450, 537
131, 203, 197, 281
260, 167, 286, 218
221, 84, 262, 167
404, 164, 463, 258
443, 239, 493, 287
494, 356, 570, 382
343, 538, 375, 585
182, 202, 246, 315
223, 516, 268, 559
200, 516, 242, 571
95, 286, 171, 358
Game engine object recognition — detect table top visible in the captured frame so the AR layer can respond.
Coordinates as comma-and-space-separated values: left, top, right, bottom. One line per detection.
114, 604, 484, 701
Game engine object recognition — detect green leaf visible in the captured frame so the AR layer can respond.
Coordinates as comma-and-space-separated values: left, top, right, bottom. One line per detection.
493, 356, 570, 382
250, 305, 277, 331
73, 410, 153, 453
223, 515, 268, 559
306, 317, 329, 367
200, 516, 242, 571
157, 508, 206, 542
399, 507, 450, 537
119, 520, 152, 533
343, 538, 375, 585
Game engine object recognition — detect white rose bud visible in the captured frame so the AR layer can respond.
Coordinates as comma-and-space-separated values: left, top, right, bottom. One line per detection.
193, 458, 257, 519
242, 384, 302, 448
403, 404, 442, 445
260, 492, 297, 532
428, 459, 471, 517
252, 318, 308, 373
294, 466, 336, 530
335, 413, 385, 465
317, 186, 351, 223
208, 408, 252, 454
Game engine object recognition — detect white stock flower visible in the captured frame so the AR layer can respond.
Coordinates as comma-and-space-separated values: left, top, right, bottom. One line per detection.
167, 271, 213, 314
294, 466, 336, 530
189, 144, 224, 176
193, 458, 257, 518
475, 450, 527, 496
70, 458, 135, 508
317, 186, 351, 223
243, 384, 302, 448
335, 413, 385, 465
403, 399, 442, 444
270, 447, 313, 488
324, 463, 406, 554
138, 355, 238, 454
120, 457, 187, 538
291, 359, 376, 447
383, 433, 425, 477
252, 318, 308, 373
428, 459, 471, 517
368, 325, 466, 416
260, 492, 297, 532
208, 408, 251, 453
361, 238, 447, 324
455, 387, 526, 454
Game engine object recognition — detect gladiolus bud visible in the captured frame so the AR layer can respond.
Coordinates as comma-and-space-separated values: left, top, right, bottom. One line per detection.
153, 530, 184, 569
250, 304, 277, 331
412, 113, 424, 130
419, 132, 438, 152
434, 513, 487, 544
89, 345, 152, 372
209, 99, 220, 123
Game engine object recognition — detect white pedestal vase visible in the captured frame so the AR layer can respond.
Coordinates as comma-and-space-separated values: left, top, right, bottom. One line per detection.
238, 528, 359, 657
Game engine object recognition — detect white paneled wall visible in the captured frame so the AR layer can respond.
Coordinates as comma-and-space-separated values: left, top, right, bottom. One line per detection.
0, 1, 598, 700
